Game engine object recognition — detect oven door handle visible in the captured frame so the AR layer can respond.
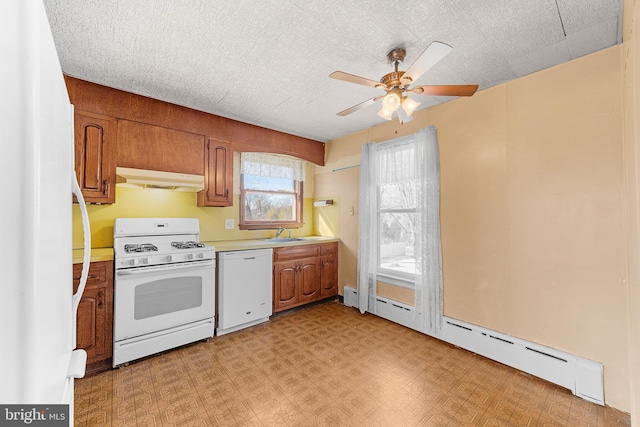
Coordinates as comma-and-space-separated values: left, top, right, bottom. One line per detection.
116, 260, 215, 276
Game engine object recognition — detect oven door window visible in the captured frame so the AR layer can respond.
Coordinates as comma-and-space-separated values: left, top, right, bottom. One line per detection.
134, 276, 203, 320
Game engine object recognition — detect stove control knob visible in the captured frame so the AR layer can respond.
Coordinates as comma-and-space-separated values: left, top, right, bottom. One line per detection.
166, 255, 173, 262
187, 253, 194, 260
129, 259, 138, 266
141, 257, 149, 264
197, 252, 205, 259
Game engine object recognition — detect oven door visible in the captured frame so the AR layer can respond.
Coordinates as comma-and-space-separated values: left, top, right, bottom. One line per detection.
114, 260, 215, 342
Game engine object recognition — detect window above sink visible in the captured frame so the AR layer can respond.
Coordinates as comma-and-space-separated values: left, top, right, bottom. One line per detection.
239, 153, 306, 230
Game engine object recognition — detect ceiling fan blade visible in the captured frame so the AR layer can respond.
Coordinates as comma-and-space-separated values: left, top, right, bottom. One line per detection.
337, 95, 384, 116
330, 71, 384, 89
410, 84, 479, 97
402, 41, 453, 84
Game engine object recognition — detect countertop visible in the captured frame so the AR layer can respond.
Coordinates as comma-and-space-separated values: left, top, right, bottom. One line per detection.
202, 236, 340, 252
71, 236, 339, 263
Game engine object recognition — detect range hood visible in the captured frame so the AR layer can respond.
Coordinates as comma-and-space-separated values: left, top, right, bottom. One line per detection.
116, 167, 204, 192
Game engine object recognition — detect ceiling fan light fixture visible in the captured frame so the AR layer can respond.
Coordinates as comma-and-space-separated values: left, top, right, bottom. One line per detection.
329, 42, 478, 121
397, 107, 413, 124
382, 91, 401, 112
402, 96, 420, 116
377, 106, 394, 120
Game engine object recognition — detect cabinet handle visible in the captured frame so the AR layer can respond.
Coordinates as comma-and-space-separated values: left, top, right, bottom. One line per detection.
102, 180, 109, 196
225, 189, 229, 199
73, 274, 96, 281
97, 290, 103, 308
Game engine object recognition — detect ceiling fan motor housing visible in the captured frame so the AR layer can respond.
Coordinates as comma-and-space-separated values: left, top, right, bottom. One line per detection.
382, 48, 412, 88
380, 71, 407, 88
387, 48, 406, 64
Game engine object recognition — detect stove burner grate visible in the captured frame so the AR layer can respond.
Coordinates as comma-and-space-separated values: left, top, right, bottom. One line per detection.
171, 241, 206, 249
124, 243, 158, 253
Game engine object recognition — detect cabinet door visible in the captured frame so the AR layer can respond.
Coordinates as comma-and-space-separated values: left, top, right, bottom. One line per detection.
298, 258, 321, 303
198, 138, 233, 207
273, 260, 298, 311
116, 120, 205, 175
74, 111, 116, 203
320, 254, 338, 297
73, 261, 113, 373
76, 287, 106, 361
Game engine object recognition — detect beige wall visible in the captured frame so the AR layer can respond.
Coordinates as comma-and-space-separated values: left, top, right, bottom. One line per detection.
317, 45, 633, 411
623, 0, 640, 424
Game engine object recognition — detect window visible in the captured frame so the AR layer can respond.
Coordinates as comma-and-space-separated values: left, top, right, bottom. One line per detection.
377, 143, 418, 281
357, 127, 443, 332
239, 153, 305, 230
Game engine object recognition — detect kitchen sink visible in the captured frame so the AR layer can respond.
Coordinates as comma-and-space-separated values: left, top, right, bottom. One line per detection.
264, 237, 304, 242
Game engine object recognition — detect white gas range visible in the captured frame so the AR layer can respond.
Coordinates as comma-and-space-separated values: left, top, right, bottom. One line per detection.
112, 218, 215, 367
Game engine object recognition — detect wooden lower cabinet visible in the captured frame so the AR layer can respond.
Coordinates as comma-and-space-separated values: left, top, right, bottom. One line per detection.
72, 260, 113, 375
274, 259, 298, 308
320, 242, 338, 297
298, 257, 321, 302
273, 242, 337, 313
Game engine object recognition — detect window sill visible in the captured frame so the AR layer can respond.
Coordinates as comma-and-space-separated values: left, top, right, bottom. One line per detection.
376, 273, 415, 289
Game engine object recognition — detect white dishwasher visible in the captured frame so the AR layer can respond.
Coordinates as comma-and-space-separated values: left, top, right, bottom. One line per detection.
216, 248, 273, 336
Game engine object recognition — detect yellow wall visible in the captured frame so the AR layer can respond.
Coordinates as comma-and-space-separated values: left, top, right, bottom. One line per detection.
73, 153, 315, 248
317, 45, 632, 411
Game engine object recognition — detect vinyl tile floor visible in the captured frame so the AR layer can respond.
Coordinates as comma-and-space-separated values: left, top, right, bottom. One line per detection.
75, 300, 631, 426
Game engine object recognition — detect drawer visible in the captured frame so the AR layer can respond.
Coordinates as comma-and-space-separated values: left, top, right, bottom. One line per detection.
320, 242, 338, 256
73, 261, 109, 291
273, 244, 319, 261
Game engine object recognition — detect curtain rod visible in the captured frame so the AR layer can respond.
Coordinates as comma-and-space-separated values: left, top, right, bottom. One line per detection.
332, 164, 360, 172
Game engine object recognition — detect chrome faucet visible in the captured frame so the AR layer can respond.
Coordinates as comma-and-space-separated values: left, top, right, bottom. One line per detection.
275, 227, 286, 238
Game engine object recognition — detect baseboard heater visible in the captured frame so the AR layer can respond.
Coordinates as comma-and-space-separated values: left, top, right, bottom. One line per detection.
342, 287, 604, 405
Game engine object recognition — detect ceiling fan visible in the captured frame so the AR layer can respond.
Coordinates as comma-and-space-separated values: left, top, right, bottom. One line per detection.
329, 42, 478, 122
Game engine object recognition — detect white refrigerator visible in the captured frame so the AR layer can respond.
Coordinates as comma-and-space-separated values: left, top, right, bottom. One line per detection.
1, 0, 91, 423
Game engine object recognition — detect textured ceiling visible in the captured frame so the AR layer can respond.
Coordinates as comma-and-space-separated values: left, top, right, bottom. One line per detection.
43, 0, 623, 143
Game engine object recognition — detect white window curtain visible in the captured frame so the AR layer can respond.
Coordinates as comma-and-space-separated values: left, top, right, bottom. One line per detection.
241, 152, 306, 181
357, 142, 379, 314
357, 126, 444, 333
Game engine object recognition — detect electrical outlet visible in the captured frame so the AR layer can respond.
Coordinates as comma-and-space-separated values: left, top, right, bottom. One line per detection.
225, 219, 234, 229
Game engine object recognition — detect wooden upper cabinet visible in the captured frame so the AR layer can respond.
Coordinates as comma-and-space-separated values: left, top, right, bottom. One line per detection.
197, 138, 233, 207
116, 119, 205, 175
74, 111, 116, 204
66, 77, 326, 166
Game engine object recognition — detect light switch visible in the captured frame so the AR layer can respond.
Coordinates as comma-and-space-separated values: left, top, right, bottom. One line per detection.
225, 219, 234, 229
348, 207, 355, 216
